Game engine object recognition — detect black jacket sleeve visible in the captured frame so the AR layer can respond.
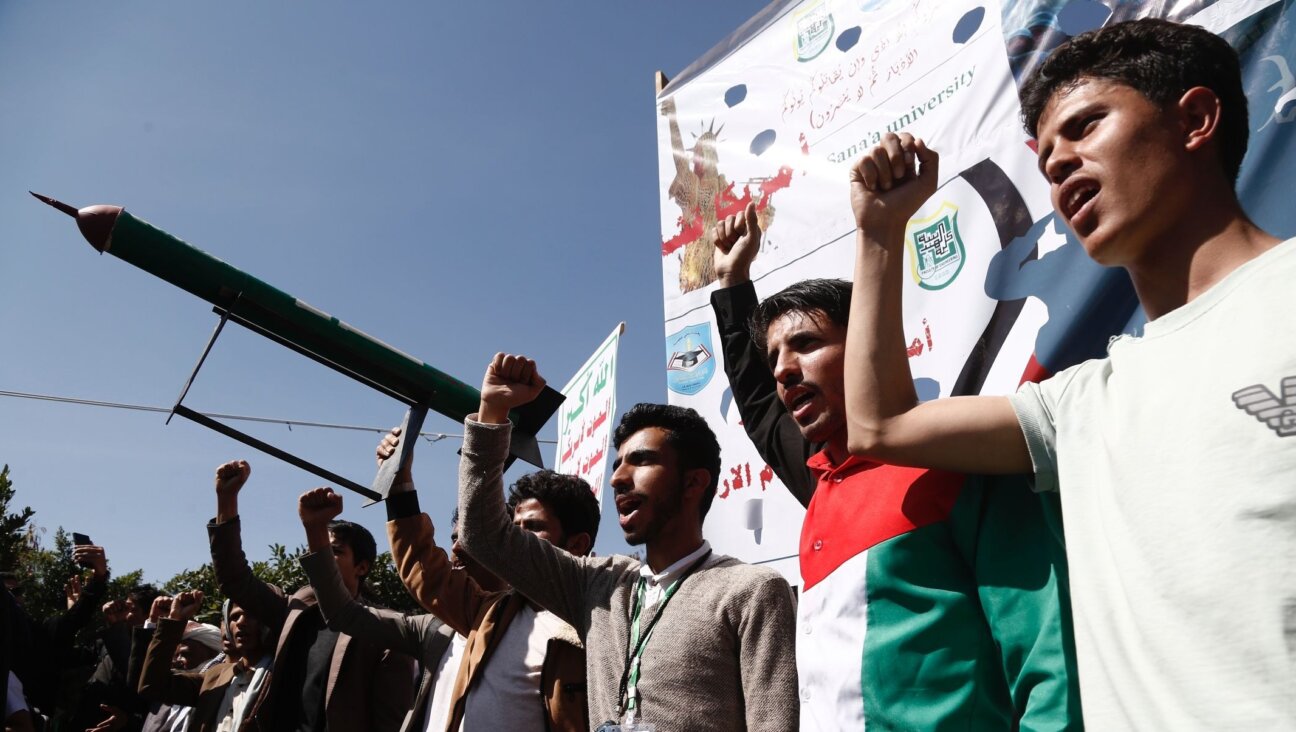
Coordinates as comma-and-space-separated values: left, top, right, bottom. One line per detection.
711, 282, 817, 507
45, 574, 108, 652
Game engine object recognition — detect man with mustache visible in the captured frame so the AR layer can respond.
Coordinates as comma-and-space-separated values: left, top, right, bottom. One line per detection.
842, 19, 1295, 730
128, 595, 223, 732
710, 204, 1078, 731
454, 353, 798, 731
137, 591, 272, 732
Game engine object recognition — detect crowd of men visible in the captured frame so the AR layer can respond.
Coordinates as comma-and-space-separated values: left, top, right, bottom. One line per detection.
4, 19, 1293, 731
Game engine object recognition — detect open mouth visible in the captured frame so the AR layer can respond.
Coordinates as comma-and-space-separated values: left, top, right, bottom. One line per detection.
1061, 179, 1099, 228
782, 386, 817, 421
615, 493, 644, 528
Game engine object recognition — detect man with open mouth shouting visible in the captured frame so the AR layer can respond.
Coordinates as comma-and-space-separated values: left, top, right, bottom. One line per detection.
710, 203, 1079, 731
455, 353, 798, 732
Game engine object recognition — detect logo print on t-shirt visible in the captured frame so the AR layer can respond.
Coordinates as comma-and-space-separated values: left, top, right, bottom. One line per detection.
1232, 376, 1296, 436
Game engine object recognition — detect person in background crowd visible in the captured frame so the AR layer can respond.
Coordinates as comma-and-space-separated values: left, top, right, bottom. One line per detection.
455, 353, 799, 731
209, 460, 414, 732
294, 486, 459, 732
4, 545, 114, 724
127, 595, 223, 732
372, 424, 596, 732
842, 19, 1295, 729
137, 590, 272, 732
72, 581, 160, 732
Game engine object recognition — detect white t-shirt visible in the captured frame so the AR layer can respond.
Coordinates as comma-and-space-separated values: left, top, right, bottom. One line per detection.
423, 633, 467, 732
460, 605, 567, 731
1011, 237, 1296, 729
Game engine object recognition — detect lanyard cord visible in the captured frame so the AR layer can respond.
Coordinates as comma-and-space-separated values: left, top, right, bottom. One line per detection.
616, 550, 713, 718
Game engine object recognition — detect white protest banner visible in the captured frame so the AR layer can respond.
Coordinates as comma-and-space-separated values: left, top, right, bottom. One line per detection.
655, 0, 1296, 581
554, 323, 623, 508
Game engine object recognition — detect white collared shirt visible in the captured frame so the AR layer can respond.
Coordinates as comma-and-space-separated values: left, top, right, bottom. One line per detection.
637, 541, 712, 611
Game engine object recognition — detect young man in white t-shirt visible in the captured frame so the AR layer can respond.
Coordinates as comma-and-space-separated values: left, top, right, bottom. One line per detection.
840, 18, 1294, 730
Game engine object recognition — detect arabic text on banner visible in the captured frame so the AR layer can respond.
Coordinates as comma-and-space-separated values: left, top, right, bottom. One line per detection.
555, 324, 623, 509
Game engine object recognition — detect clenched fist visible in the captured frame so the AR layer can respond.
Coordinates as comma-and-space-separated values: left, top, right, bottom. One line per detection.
850, 132, 940, 240
713, 201, 762, 288
169, 590, 204, 622
478, 353, 546, 425
298, 487, 344, 529
215, 460, 251, 498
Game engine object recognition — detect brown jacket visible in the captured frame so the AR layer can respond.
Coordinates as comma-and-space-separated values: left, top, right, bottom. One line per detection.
136, 618, 270, 732
298, 549, 455, 732
386, 496, 588, 732
209, 517, 415, 732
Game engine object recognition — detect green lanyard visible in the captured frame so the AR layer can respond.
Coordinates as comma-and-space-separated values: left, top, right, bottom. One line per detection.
616, 550, 712, 720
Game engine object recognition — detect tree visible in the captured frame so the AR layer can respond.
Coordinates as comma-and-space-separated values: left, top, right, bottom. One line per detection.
3, 463, 420, 631
158, 543, 420, 623
0, 464, 37, 574
365, 552, 420, 614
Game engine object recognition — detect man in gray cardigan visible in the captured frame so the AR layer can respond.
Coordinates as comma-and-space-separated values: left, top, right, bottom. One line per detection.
457, 353, 799, 731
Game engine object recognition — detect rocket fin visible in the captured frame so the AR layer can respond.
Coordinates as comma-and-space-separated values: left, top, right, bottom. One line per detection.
507, 385, 566, 469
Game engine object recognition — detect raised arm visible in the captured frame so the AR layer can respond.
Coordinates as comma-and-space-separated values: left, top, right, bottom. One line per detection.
299, 502, 421, 732
374, 431, 503, 637
710, 202, 816, 505
125, 596, 172, 697
47, 545, 110, 650
844, 134, 1031, 474
298, 487, 443, 654
136, 593, 206, 706
458, 354, 624, 631
207, 461, 288, 632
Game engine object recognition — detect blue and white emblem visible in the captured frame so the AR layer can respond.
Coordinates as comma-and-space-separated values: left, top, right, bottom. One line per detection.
666, 323, 716, 396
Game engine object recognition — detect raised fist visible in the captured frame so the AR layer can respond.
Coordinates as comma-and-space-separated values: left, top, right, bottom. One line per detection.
102, 599, 128, 625
298, 487, 344, 529
149, 595, 173, 625
169, 590, 204, 622
713, 201, 761, 287
479, 353, 546, 423
849, 132, 940, 237
215, 460, 251, 497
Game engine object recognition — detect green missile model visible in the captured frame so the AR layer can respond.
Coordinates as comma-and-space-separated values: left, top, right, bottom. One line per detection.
33, 193, 563, 501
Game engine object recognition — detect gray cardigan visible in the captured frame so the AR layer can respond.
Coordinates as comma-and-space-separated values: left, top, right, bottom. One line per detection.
299, 550, 454, 732
457, 417, 799, 731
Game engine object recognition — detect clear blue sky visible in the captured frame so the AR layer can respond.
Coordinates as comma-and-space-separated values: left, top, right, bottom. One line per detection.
0, 1, 767, 583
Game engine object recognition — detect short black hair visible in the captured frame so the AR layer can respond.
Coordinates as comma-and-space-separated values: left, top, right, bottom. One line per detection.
748, 278, 852, 355
613, 403, 722, 521
1020, 18, 1248, 182
328, 520, 377, 573
128, 583, 161, 609
507, 470, 600, 547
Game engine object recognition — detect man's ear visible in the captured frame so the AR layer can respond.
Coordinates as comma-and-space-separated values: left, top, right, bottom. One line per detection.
355, 559, 372, 582
563, 532, 593, 557
683, 467, 711, 508
1178, 86, 1222, 155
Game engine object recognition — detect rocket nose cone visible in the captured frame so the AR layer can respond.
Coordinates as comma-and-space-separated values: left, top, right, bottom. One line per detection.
30, 193, 123, 252
75, 204, 124, 253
